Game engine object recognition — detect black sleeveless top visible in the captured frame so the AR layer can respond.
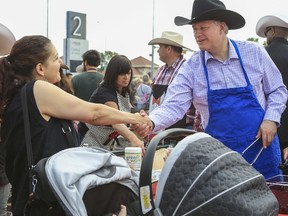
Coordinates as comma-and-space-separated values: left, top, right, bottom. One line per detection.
2, 80, 78, 214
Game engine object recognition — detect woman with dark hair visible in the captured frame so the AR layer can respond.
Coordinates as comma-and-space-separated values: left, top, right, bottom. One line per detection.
81, 55, 144, 151
0, 35, 149, 215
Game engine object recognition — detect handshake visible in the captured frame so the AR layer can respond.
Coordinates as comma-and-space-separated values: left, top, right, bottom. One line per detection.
131, 110, 154, 138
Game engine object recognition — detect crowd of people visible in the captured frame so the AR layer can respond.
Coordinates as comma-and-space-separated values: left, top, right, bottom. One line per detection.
0, 0, 288, 215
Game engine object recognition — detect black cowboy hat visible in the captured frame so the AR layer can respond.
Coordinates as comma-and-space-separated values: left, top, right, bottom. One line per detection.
174, 0, 245, 30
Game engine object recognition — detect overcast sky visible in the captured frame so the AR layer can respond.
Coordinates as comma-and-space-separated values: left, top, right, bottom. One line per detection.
0, 0, 287, 66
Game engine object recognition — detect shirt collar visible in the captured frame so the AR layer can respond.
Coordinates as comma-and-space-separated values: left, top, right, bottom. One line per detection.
204, 39, 239, 63
164, 55, 184, 70
270, 37, 288, 45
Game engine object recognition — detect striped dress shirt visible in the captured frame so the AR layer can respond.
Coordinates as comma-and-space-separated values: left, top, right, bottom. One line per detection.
153, 55, 185, 85
150, 39, 288, 132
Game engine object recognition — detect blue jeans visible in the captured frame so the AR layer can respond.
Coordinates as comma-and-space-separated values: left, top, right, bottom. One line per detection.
0, 183, 11, 216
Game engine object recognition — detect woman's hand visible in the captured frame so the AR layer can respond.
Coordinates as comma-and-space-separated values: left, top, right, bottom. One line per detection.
112, 204, 127, 216
132, 112, 151, 125
130, 137, 145, 154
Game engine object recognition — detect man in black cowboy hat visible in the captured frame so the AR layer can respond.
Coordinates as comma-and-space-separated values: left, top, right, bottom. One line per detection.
136, 0, 288, 179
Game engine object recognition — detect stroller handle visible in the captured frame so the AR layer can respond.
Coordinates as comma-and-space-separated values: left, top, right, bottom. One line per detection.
139, 128, 197, 215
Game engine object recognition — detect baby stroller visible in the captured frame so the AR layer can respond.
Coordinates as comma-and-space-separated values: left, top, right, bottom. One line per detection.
27, 146, 141, 216
139, 128, 279, 216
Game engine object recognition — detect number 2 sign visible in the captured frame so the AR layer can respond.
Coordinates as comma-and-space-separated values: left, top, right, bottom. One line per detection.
66, 11, 86, 40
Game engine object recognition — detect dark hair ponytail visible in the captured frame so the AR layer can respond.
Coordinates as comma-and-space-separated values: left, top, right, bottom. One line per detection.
0, 35, 52, 121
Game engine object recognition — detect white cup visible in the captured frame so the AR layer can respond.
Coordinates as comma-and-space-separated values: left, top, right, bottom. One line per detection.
125, 147, 142, 171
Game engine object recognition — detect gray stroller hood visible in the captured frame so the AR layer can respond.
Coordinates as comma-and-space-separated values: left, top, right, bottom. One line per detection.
44, 146, 139, 216
139, 129, 278, 216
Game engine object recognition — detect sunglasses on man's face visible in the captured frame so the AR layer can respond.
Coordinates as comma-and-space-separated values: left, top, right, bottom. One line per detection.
264, 27, 272, 37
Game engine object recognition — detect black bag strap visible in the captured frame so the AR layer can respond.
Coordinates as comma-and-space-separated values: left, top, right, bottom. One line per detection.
21, 84, 77, 193
60, 120, 77, 147
139, 128, 196, 216
21, 84, 34, 194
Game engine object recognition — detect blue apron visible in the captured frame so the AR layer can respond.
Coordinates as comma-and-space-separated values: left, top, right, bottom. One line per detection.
204, 40, 281, 179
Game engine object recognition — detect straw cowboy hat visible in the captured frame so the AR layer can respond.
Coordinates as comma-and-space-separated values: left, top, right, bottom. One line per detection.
256, 14, 288, 38
174, 0, 245, 30
148, 31, 191, 50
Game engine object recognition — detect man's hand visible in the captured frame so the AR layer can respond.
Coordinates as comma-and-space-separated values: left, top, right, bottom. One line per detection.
283, 147, 288, 160
256, 120, 277, 148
